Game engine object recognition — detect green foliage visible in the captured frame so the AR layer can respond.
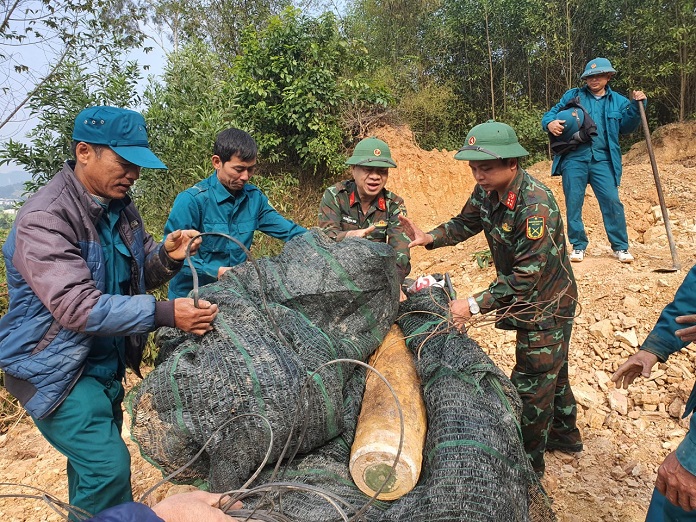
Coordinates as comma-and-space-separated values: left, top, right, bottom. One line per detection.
397, 80, 473, 151
1, 0, 148, 134
140, 40, 236, 232
472, 249, 493, 269
498, 98, 548, 165
233, 8, 390, 181
0, 59, 142, 193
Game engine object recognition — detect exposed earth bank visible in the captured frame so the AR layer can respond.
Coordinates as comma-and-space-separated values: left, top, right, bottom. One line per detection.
2, 121, 696, 521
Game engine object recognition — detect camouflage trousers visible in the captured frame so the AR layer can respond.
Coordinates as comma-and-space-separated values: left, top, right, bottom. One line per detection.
510, 321, 581, 474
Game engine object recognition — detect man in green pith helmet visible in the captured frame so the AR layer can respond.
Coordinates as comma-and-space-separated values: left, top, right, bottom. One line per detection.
318, 136, 411, 299
399, 120, 581, 477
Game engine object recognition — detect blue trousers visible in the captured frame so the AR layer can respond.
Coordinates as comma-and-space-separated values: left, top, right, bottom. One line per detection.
560, 157, 629, 251
33, 376, 132, 519
645, 488, 696, 521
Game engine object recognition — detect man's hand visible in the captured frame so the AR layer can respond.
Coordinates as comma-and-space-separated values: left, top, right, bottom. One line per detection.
632, 90, 647, 102
675, 315, 696, 343
656, 451, 696, 512
165, 230, 203, 261
611, 350, 659, 389
173, 298, 219, 335
152, 490, 242, 522
547, 119, 566, 137
398, 215, 433, 248
217, 266, 232, 279
344, 225, 376, 238
449, 299, 471, 330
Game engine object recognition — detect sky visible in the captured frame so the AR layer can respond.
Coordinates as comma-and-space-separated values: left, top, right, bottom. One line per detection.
0, 38, 168, 180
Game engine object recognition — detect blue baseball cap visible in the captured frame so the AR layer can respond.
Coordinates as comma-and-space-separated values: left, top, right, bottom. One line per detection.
72, 106, 167, 169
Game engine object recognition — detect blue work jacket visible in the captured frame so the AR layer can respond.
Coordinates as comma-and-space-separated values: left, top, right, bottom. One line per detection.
639, 263, 696, 475
164, 173, 306, 298
541, 85, 645, 184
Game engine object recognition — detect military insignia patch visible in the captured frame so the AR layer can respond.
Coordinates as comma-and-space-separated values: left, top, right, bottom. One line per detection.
526, 216, 545, 240
341, 216, 357, 224
503, 191, 517, 210
374, 148, 382, 156
468, 136, 476, 145
374, 220, 388, 228
502, 223, 512, 232
377, 196, 387, 211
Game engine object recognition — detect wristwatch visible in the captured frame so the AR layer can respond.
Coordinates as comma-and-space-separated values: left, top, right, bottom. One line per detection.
467, 296, 480, 315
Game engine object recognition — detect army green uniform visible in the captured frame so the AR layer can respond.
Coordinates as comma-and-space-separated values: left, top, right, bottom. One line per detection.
319, 179, 411, 282
428, 167, 581, 474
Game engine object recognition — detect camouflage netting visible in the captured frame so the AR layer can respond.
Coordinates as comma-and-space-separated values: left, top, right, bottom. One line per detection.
129, 229, 401, 490
242, 288, 556, 522
130, 229, 555, 521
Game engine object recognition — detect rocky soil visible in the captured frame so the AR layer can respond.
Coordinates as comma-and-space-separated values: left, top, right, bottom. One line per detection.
2, 121, 696, 521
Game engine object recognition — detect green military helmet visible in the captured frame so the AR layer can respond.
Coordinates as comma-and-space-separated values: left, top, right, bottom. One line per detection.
346, 137, 397, 168
454, 120, 529, 161
580, 57, 616, 79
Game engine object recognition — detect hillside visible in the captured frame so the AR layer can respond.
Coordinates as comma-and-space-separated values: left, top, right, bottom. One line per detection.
2, 121, 696, 521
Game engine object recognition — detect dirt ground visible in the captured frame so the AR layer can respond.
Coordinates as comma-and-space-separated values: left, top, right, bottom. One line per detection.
2, 121, 696, 520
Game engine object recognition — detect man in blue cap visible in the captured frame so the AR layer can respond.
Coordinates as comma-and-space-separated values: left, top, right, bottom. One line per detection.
0, 106, 219, 518
542, 57, 647, 264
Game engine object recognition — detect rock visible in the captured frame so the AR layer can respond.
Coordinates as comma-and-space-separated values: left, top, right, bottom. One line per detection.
595, 370, 611, 391
668, 397, 684, 418
590, 319, 615, 341
621, 315, 639, 328
573, 383, 603, 408
657, 278, 671, 288
643, 225, 667, 244
614, 329, 639, 348
608, 389, 629, 415
586, 410, 607, 429
610, 466, 628, 480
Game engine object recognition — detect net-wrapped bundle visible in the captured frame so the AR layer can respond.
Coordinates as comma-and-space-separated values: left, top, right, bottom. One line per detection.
239, 288, 555, 522
129, 229, 401, 491
381, 287, 555, 522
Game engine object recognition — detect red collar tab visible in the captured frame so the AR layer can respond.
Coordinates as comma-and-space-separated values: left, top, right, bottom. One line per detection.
349, 191, 357, 207
377, 196, 387, 211
503, 191, 517, 210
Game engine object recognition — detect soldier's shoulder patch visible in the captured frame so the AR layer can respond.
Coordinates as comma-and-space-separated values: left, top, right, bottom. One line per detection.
526, 216, 545, 240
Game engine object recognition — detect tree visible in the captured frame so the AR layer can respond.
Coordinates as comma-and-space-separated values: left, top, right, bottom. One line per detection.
139, 40, 235, 231
0, 0, 149, 134
0, 57, 142, 192
232, 8, 390, 181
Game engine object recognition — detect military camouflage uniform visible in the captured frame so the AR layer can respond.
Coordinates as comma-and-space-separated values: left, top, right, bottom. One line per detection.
428, 167, 581, 474
318, 179, 411, 282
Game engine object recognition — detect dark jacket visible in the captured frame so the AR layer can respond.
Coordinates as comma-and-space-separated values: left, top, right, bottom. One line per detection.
87, 502, 164, 521
0, 162, 180, 419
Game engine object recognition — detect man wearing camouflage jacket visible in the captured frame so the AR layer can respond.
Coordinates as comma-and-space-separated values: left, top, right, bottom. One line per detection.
400, 120, 581, 476
318, 137, 411, 285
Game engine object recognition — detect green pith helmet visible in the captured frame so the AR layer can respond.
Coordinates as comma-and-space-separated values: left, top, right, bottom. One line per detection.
454, 120, 529, 161
346, 137, 397, 168
580, 57, 616, 79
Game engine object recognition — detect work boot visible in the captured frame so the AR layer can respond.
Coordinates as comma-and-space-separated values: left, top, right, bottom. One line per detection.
614, 250, 634, 263
569, 249, 585, 262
